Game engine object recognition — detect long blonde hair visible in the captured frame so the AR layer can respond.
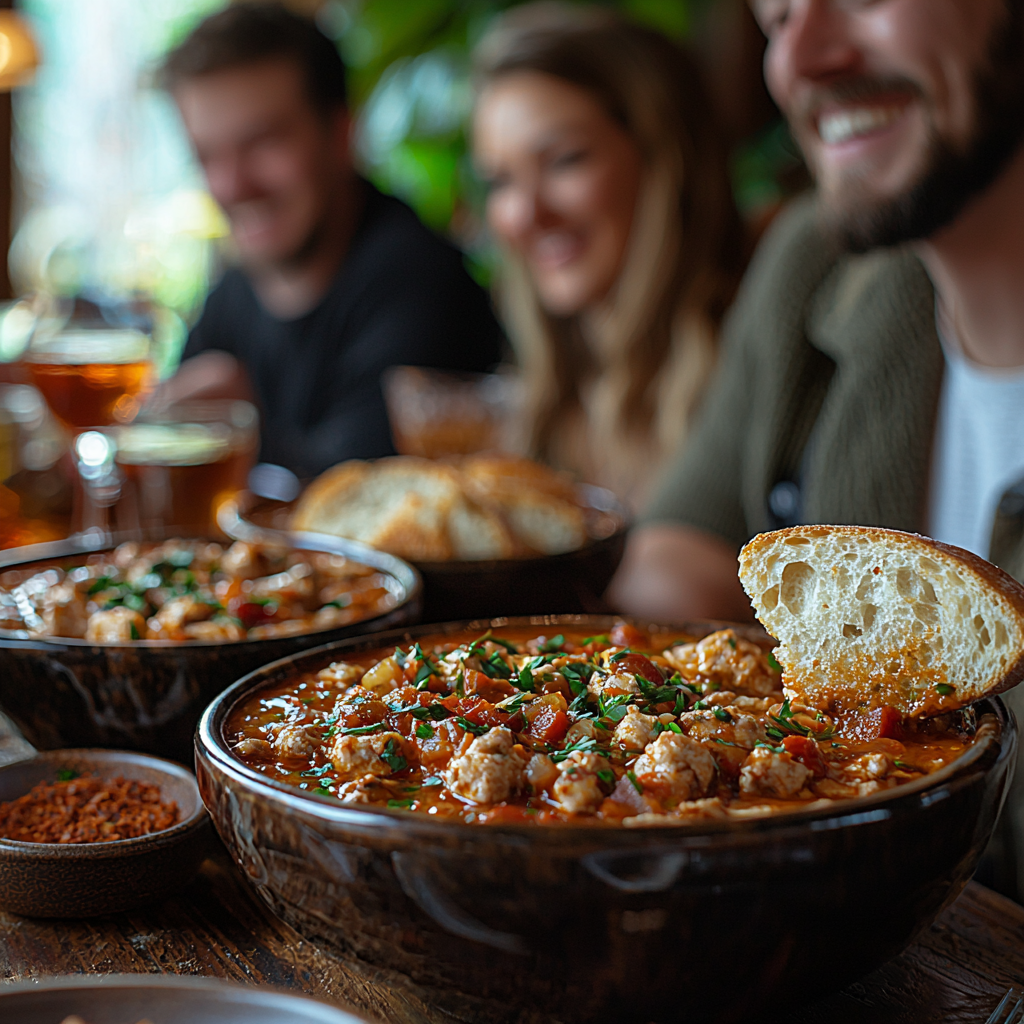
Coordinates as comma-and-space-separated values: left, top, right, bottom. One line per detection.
473, 3, 744, 506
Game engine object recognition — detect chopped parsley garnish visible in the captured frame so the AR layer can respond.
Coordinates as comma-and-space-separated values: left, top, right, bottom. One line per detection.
755, 741, 786, 754
381, 739, 408, 772
488, 635, 519, 653
455, 716, 489, 736
466, 631, 518, 657
935, 684, 954, 696
582, 634, 610, 646
768, 698, 835, 741
626, 769, 643, 794
713, 707, 732, 723
455, 669, 465, 698
561, 662, 594, 695
415, 722, 435, 740
414, 704, 450, 721
496, 691, 533, 713
311, 785, 335, 797
414, 659, 438, 689
767, 650, 783, 673
636, 680, 678, 705
727, 636, 737, 650
597, 692, 631, 724
610, 649, 635, 662
666, 721, 683, 734
56, 767, 80, 781
551, 735, 607, 762
338, 722, 386, 736
387, 798, 414, 810
516, 666, 535, 692
568, 688, 595, 717
300, 764, 334, 777
539, 634, 566, 653
597, 769, 616, 787
479, 651, 512, 680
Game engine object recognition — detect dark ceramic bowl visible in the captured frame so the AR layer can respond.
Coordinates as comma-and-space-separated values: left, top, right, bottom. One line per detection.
195, 615, 1017, 1024
0, 748, 209, 917
222, 486, 628, 621
0, 974, 369, 1023
0, 530, 421, 762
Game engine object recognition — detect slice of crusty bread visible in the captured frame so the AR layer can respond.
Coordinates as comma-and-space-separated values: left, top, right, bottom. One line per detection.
292, 457, 516, 562
459, 456, 587, 556
738, 525, 1024, 717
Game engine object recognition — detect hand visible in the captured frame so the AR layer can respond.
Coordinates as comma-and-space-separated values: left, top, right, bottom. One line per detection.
148, 351, 256, 414
605, 523, 755, 626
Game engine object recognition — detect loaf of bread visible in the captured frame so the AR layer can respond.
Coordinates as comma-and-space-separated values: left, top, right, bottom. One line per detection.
738, 525, 1024, 718
292, 455, 588, 562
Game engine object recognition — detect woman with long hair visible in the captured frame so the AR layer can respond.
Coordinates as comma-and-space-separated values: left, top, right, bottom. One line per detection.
472, 3, 745, 511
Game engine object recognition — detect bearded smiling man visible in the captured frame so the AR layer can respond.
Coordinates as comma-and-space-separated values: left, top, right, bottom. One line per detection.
610, 0, 1024, 893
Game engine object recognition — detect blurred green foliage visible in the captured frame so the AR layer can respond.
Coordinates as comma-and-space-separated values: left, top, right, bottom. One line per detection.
316, 0, 797, 276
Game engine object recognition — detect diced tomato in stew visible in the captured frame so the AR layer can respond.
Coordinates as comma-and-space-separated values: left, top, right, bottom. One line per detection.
613, 653, 663, 685
527, 707, 571, 746
782, 735, 826, 777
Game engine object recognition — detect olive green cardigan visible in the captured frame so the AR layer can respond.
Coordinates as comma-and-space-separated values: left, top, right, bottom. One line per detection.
644, 195, 1024, 581
645, 195, 1024, 895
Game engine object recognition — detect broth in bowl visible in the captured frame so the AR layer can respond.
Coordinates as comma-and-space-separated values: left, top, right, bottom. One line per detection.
226, 622, 973, 825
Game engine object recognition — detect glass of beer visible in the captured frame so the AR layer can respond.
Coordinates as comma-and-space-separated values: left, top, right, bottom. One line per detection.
383, 366, 524, 458
23, 328, 154, 431
111, 400, 259, 535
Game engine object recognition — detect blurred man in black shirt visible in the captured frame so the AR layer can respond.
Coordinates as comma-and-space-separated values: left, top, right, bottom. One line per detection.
159, 3, 503, 479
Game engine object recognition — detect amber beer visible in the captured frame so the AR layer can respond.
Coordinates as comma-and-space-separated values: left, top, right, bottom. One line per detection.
114, 402, 258, 534
23, 330, 153, 430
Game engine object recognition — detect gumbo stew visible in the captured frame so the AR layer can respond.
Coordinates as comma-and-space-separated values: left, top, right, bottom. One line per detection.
0, 539, 397, 643
226, 624, 974, 824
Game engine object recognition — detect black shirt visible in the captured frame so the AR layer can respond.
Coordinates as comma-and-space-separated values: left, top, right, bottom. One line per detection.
183, 183, 504, 478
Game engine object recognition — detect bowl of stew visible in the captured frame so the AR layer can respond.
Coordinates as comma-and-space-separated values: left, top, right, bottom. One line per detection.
195, 616, 1014, 1023
0, 532, 421, 762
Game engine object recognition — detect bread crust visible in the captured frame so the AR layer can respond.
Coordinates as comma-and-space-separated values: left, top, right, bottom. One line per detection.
739, 524, 1024, 711
291, 455, 588, 562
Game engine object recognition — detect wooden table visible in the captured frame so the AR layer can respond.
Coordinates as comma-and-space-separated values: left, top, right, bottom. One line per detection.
1, 842, 1022, 1024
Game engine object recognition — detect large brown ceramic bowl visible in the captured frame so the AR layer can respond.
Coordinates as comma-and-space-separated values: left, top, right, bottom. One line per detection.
222, 485, 628, 621
195, 616, 1017, 1024
0, 748, 210, 917
0, 531, 421, 762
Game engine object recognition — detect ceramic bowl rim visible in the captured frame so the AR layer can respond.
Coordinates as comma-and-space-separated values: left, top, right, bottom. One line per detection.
0, 973, 367, 1021
0, 530, 422, 650
196, 614, 1014, 844
0, 748, 207, 858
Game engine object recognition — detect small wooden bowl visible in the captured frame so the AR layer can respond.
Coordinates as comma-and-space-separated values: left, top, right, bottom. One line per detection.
0, 748, 210, 917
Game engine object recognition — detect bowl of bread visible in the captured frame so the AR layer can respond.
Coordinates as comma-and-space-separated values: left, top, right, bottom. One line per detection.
222, 455, 627, 621
195, 525, 1021, 1023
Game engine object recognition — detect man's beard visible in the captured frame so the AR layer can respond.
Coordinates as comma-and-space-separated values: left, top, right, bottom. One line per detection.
812, 5, 1024, 253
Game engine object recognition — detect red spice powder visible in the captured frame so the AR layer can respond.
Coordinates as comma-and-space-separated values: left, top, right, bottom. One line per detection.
0, 774, 179, 843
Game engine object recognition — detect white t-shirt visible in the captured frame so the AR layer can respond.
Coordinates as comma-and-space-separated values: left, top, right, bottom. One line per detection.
927, 325, 1024, 559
